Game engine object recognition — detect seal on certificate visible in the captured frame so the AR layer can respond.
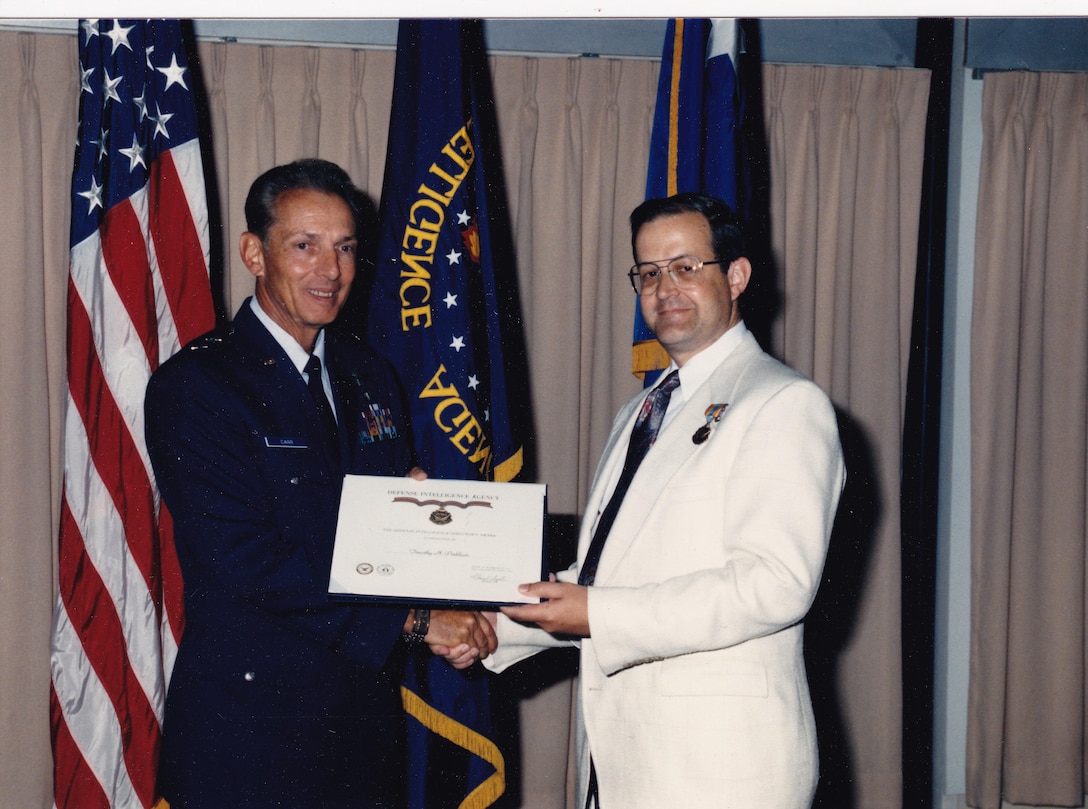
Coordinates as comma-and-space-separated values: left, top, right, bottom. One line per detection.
392, 496, 493, 527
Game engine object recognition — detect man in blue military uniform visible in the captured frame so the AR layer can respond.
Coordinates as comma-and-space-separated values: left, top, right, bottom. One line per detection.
145, 159, 495, 808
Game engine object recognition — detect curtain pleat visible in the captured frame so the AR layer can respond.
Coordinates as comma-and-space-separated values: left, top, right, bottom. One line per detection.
967, 70, 1088, 809
506, 56, 539, 318
205, 42, 232, 307
301, 48, 321, 156
348, 50, 369, 190
256, 46, 276, 172
538, 59, 590, 514
583, 61, 625, 494
5, 30, 925, 809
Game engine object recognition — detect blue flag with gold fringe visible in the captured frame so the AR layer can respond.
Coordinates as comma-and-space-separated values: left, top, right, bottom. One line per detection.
368, 18, 531, 809
633, 18, 741, 383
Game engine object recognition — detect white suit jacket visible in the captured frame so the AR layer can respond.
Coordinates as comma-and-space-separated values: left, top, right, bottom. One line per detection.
487, 331, 845, 808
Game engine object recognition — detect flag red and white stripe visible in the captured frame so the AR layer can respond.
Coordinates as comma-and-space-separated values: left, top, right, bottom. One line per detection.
50, 19, 214, 809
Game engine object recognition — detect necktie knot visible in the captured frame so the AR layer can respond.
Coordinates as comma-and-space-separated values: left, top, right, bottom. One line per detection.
659, 369, 682, 393
630, 369, 680, 459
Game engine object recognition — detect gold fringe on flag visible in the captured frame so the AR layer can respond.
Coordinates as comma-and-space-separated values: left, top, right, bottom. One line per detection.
400, 685, 506, 809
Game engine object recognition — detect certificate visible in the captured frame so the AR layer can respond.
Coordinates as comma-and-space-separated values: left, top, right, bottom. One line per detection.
329, 475, 546, 607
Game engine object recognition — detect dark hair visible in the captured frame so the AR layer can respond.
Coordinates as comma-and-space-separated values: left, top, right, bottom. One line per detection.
244, 159, 363, 242
630, 192, 746, 264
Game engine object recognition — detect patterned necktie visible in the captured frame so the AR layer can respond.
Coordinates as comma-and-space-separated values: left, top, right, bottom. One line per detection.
579, 370, 680, 586
304, 354, 338, 446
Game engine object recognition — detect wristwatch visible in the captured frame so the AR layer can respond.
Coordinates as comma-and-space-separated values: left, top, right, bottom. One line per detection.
403, 608, 430, 644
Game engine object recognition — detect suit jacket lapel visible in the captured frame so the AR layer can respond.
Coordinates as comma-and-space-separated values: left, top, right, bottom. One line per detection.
589, 333, 763, 584
234, 303, 342, 469
577, 394, 644, 562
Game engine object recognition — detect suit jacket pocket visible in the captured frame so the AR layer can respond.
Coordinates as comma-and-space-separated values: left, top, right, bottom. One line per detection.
182, 618, 327, 690
261, 440, 335, 487
659, 653, 767, 698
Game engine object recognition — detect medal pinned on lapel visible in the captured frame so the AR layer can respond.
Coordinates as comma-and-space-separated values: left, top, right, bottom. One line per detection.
693, 403, 729, 444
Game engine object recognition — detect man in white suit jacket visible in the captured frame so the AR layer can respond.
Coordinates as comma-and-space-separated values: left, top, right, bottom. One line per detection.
488, 193, 845, 808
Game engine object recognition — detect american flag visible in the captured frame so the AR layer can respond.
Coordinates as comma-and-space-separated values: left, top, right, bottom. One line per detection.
49, 19, 214, 809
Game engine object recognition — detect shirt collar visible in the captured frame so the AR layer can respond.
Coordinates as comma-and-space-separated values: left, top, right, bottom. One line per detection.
248, 296, 326, 375
664, 320, 748, 395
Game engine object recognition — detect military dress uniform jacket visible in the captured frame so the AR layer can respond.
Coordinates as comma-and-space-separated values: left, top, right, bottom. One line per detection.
487, 330, 845, 808
145, 300, 415, 809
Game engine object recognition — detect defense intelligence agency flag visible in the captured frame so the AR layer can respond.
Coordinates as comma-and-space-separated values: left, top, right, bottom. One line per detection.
633, 19, 742, 383
368, 19, 530, 809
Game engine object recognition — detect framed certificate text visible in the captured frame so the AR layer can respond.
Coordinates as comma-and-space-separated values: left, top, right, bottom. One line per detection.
329, 475, 546, 607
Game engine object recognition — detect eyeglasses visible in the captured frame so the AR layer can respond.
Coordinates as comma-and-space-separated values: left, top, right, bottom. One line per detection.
628, 255, 726, 295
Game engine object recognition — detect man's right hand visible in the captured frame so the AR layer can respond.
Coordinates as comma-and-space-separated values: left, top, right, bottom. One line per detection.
424, 609, 498, 669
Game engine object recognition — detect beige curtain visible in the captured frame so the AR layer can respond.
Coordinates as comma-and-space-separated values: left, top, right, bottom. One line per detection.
764, 63, 932, 809
486, 53, 656, 807
3, 28, 924, 809
202, 42, 399, 312
0, 31, 76, 809
489, 54, 655, 514
967, 71, 1088, 809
